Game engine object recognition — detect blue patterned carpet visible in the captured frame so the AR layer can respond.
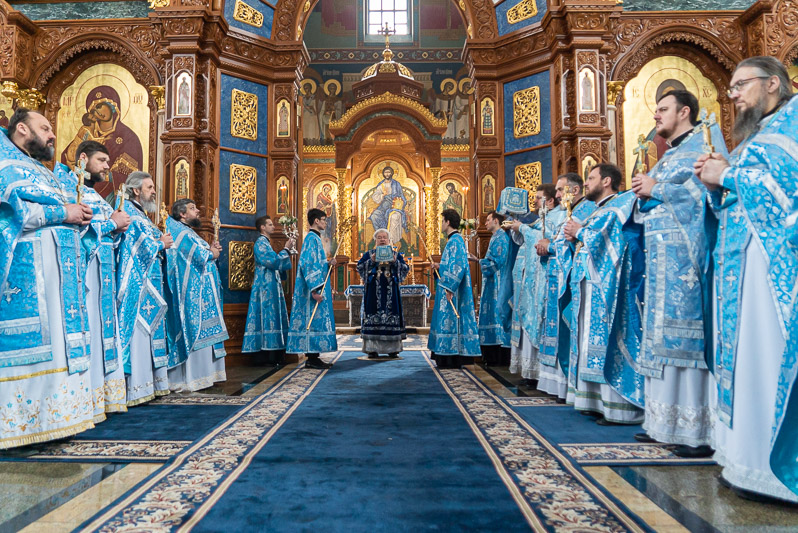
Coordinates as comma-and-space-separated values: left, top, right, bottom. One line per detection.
79, 352, 654, 532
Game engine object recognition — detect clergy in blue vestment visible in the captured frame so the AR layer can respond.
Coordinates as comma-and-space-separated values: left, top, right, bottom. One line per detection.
536, 173, 593, 400
242, 215, 295, 364
695, 56, 798, 503
562, 164, 644, 425
428, 208, 480, 368
117, 172, 173, 405
476, 210, 513, 366
357, 228, 409, 358
286, 208, 338, 369
631, 90, 722, 458
0, 109, 95, 448
165, 199, 228, 391
509, 185, 560, 384
60, 140, 131, 420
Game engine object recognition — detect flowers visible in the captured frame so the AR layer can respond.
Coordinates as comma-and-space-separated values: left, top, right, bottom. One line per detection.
278, 215, 297, 226
459, 218, 477, 230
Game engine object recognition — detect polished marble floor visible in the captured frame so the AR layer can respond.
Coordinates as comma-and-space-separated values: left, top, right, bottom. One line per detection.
3, 336, 798, 532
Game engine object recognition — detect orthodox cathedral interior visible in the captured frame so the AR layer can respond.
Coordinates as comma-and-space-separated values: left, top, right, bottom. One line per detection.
2, 0, 798, 530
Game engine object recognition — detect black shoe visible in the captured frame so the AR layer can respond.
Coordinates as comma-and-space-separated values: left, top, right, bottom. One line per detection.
555, 398, 567, 404
305, 358, 332, 369
367, 352, 379, 359
634, 432, 658, 443
671, 445, 714, 458
518, 378, 537, 388
387, 353, 399, 358
579, 410, 602, 418
596, 416, 623, 426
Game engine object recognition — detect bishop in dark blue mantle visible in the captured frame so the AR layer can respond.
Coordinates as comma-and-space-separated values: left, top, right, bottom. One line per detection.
357, 228, 409, 358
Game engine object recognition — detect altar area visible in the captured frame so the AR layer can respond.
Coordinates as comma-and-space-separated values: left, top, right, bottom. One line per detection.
344, 284, 432, 327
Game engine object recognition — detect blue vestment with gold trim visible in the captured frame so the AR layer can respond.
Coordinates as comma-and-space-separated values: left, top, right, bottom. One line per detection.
478, 229, 512, 346
428, 232, 480, 356
0, 132, 90, 373
116, 201, 169, 373
242, 235, 292, 352
286, 230, 338, 354
164, 217, 228, 367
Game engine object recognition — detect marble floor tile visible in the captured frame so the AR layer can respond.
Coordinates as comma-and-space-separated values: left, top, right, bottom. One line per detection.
18, 463, 162, 533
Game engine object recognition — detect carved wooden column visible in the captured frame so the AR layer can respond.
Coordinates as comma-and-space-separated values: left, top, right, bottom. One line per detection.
152, 6, 225, 242
552, 1, 619, 181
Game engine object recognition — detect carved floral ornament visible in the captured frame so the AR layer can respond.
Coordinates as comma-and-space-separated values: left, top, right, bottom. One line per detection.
507, 0, 538, 25
231, 88, 258, 141
233, 0, 264, 28
228, 241, 255, 291
328, 92, 447, 131
513, 86, 541, 139
515, 161, 542, 209
230, 163, 257, 214
607, 81, 624, 106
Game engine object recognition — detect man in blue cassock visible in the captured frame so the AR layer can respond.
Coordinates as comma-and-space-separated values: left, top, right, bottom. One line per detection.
536, 173, 593, 400
287, 208, 338, 369
696, 56, 798, 503
242, 215, 295, 364
428, 208, 480, 368
357, 228, 409, 358
562, 164, 644, 424
475, 210, 513, 366
59, 140, 130, 420
165, 199, 228, 391
118, 172, 173, 405
509, 184, 560, 384
0, 109, 95, 448
631, 90, 725, 457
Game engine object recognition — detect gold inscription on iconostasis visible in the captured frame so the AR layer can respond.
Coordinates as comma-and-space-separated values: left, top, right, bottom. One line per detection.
622, 56, 721, 189
229, 163, 257, 214
231, 89, 258, 140
507, 0, 538, 24
233, 0, 264, 27
228, 241, 255, 291
513, 86, 541, 139
515, 161, 542, 209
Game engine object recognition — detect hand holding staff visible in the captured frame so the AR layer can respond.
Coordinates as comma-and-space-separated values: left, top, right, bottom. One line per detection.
408, 221, 460, 319
306, 216, 357, 330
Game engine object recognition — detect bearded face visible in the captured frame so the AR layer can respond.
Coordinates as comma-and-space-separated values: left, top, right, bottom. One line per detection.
24, 131, 55, 162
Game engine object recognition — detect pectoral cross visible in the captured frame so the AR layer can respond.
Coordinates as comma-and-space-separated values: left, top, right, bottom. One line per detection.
3, 286, 21, 303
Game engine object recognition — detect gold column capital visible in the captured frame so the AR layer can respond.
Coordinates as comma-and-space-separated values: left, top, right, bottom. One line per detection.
607, 81, 625, 107
1, 82, 46, 109
149, 85, 166, 111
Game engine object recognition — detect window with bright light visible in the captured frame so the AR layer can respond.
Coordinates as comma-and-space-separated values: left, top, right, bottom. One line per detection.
366, 0, 409, 36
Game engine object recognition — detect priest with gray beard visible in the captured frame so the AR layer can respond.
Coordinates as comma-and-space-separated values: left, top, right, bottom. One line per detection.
117, 171, 173, 405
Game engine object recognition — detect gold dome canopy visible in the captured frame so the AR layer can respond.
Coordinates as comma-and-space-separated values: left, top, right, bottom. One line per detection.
361, 25, 415, 81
